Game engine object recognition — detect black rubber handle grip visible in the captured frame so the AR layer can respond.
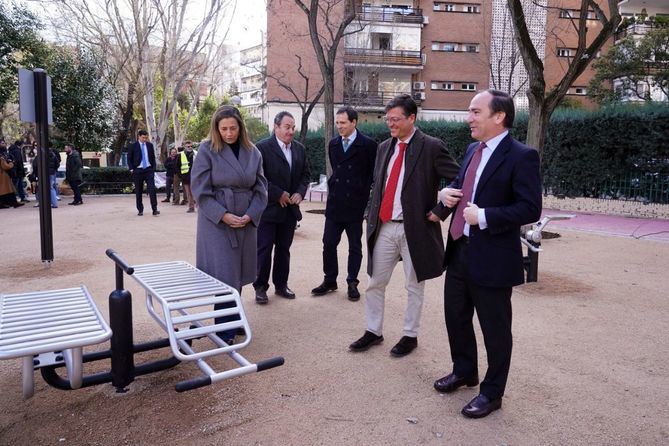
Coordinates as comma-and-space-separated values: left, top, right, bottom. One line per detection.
257, 356, 285, 372
175, 375, 212, 392
105, 249, 135, 275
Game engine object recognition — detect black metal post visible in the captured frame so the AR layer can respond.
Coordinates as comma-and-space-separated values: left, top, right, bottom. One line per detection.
526, 249, 539, 283
109, 288, 135, 392
34, 69, 53, 263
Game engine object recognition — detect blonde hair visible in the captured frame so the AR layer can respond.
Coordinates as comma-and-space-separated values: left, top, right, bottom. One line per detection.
208, 106, 253, 153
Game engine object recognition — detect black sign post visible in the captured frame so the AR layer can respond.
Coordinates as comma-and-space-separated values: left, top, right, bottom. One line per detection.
19, 68, 54, 264
35, 69, 53, 263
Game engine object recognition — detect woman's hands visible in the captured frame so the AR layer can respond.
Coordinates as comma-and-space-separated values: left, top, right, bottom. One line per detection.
222, 213, 251, 228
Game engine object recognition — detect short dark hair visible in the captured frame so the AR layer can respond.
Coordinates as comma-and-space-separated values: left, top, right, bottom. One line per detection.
64, 142, 74, 149
137, 129, 149, 137
273, 111, 294, 126
336, 106, 358, 123
485, 89, 515, 128
385, 94, 417, 117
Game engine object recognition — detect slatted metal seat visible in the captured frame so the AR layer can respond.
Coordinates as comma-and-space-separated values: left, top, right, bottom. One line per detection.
0, 286, 112, 398
130, 261, 281, 390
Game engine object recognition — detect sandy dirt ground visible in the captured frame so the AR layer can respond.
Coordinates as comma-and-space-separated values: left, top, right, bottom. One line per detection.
0, 196, 668, 446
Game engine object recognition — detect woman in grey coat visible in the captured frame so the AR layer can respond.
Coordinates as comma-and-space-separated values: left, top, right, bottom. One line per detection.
191, 106, 268, 343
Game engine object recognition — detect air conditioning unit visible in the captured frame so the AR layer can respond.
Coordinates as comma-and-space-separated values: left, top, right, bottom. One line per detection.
413, 81, 425, 90
419, 92, 426, 100
423, 16, 429, 25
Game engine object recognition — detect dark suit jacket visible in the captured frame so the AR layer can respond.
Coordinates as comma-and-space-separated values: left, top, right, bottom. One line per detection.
367, 128, 459, 282
256, 135, 310, 223
326, 131, 377, 222
127, 141, 157, 171
443, 133, 542, 287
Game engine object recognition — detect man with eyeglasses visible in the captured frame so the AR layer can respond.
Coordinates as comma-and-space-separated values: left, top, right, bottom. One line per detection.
349, 94, 459, 357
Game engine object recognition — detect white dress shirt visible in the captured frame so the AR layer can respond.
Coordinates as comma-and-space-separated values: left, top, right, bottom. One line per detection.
276, 136, 292, 169
384, 128, 416, 221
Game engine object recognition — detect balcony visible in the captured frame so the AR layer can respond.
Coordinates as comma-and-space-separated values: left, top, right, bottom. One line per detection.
614, 21, 665, 42
351, 5, 424, 25
343, 90, 422, 110
344, 48, 423, 67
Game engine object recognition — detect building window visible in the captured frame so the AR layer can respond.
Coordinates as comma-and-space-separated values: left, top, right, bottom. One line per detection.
431, 81, 454, 91
433, 3, 457, 12
559, 9, 597, 20
574, 87, 587, 95
466, 5, 479, 13
557, 48, 572, 57
432, 42, 479, 53
461, 83, 476, 91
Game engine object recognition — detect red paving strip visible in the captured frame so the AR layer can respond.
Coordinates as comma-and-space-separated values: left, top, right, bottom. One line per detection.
541, 209, 669, 242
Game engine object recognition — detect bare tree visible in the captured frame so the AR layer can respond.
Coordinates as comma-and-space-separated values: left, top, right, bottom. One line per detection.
142, 0, 233, 159
508, 0, 621, 152
49, 0, 157, 164
293, 0, 360, 172
266, 55, 325, 144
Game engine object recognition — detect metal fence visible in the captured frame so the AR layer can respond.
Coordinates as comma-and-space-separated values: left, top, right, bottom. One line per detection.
548, 173, 669, 204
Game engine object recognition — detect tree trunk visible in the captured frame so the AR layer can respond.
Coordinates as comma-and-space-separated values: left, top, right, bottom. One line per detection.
525, 90, 550, 154
323, 72, 335, 176
112, 82, 136, 165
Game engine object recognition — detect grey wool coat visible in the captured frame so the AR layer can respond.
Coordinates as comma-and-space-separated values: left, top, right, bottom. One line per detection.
191, 140, 268, 290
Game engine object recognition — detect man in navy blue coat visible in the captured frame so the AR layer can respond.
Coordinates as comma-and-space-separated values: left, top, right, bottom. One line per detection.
127, 129, 160, 216
311, 106, 377, 301
433, 89, 542, 418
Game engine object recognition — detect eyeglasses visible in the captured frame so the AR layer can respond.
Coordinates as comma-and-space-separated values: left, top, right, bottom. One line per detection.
383, 116, 407, 124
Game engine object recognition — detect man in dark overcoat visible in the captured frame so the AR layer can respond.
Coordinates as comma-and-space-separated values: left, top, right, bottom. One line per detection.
349, 94, 459, 357
253, 111, 310, 303
311, 106, 377, 301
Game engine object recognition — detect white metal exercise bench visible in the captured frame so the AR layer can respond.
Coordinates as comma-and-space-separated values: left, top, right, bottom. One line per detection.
0, 251, 284, 399
129, 260, 283, 390
0, 286, 112, 399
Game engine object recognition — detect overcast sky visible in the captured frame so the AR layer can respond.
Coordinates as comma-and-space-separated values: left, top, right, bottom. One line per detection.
224, 0, 267, 48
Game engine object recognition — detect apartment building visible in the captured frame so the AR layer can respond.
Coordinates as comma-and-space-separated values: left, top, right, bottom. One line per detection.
614, 0, 668, 102
263, 0, 617, 128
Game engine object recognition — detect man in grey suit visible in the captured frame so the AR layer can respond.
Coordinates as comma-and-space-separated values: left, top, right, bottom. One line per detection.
349, 94, 459, 357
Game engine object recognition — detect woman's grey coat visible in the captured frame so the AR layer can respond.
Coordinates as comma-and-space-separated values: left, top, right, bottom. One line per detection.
191, 140, 268, 290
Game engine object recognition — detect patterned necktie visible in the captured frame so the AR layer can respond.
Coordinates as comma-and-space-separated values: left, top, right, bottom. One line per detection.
343, 137, 350, 152
379, 142, 407, 223
450, 142, 486, 240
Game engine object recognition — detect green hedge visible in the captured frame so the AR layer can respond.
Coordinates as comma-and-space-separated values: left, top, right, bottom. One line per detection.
301, 104, 669, 202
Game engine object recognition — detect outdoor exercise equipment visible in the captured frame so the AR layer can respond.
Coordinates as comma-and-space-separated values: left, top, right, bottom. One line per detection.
521, 214, 574, 282
0, 249, 284, 399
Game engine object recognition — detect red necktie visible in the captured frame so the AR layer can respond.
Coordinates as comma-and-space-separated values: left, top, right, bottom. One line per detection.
379, 142, 407, 223
450, 142, 485, 240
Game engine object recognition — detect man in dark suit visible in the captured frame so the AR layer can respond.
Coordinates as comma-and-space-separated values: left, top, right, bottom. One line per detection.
349, 94, 459, 357
127, 129, 160, 216
433, 89, 542, 418
311, 106, 377, 301
253, 111, 310, 304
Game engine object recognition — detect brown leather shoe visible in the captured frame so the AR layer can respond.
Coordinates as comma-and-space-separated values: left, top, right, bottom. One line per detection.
461, 394, 502, 418
349, 331, 383, 352
433, 373, 479, 393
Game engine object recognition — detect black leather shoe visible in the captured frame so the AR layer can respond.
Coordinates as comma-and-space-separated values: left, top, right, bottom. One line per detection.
275, 287, 295, 299
434, 373, 479, 393
347, 280, 360, 301
255, 287, 268, 305
311, 281, 337, 296
137, 211, 143, 216
390, 336, 417, 357
153, 210, 160, 216
161, 198, 170, 202
349, 331, 383, 352
461, 394, 502, 419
